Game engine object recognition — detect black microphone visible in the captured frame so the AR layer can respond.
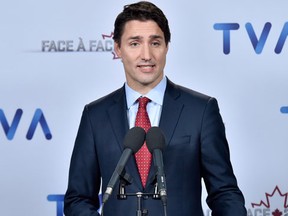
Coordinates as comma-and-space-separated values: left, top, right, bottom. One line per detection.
102, 127, 145, 204
146, 127, 167, 206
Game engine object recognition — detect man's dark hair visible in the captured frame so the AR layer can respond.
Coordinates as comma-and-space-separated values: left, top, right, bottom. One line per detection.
113, 1, 171, 46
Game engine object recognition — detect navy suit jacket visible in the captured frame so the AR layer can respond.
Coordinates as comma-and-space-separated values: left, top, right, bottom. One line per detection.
64, 79, 247, 216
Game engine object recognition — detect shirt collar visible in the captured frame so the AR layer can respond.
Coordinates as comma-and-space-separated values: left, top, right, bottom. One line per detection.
125, 76, 167, 109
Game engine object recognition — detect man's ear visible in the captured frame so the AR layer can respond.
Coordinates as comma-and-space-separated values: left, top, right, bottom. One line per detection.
114, 42, 121, 58
165, 43, 169, 54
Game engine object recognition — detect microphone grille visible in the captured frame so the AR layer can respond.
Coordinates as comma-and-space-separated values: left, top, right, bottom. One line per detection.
146, 127, 166, 153
123, 127, 146, 153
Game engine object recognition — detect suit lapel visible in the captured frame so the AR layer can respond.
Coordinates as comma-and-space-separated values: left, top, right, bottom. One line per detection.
107, 86, 143, 191
146, 79, 184, 189
107, 87, 129, 152
159, 79, 184, 146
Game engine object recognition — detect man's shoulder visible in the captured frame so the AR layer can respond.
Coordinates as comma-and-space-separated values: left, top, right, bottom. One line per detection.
85, 86, 125, 110
166, 79, 213, 104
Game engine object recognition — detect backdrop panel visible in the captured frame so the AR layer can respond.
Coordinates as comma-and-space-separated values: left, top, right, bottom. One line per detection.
1, 0, 287, 215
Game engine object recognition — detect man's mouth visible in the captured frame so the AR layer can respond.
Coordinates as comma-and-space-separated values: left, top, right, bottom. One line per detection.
137, 64, 155, 68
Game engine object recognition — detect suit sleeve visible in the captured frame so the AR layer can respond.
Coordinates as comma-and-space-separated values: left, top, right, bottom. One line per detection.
64, 106, 101, 216
200, 97, 247, 215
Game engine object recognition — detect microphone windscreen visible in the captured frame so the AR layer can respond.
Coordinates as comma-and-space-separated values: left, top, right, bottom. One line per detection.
146, 127, 166, 152
123, 127, 146, 153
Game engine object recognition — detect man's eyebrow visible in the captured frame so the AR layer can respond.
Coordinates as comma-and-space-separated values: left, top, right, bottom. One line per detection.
127, 35, 164, 40
128, 36, 142, 40
149, 35, 164, 40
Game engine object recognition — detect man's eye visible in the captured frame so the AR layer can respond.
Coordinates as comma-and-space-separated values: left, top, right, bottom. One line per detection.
151, 42, 160, 46
130, 42, 139, 47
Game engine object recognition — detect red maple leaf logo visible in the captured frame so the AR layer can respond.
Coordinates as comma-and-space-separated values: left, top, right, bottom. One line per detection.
102, 32, 120, 60
251, 186, 288, 209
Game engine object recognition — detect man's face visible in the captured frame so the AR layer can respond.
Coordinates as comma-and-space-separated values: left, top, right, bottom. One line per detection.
114, 20, 168, 94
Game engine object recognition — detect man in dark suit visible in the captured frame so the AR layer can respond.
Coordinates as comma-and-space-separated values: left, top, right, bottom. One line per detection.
64, 1, 247, 215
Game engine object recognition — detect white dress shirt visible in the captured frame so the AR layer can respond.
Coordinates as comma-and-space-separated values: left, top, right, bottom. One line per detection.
125, 76, 167, 129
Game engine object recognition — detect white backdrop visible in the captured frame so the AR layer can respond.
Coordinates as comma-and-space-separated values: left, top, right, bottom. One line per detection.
1, 0, 288, 215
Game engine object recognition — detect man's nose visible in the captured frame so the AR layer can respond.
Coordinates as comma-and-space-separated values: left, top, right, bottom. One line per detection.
141, 44, 152, 61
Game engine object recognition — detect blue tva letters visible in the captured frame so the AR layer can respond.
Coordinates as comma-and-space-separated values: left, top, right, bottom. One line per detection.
47, 194, 102, 216
281, 106, 288, 114
0, 108, 52, 140
214, 22, 288, 54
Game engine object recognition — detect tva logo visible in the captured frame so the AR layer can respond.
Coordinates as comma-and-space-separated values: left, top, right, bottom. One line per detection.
47, 194, 102, 216
214, 22, 288, 54
0, 108, 52, 140
281, 106, 288, 114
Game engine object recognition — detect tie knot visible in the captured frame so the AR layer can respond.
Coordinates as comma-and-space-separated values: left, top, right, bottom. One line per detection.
138, 97, 150, 108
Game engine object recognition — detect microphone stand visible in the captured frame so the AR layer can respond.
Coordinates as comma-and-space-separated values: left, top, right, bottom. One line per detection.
118, 176, 166, 216
135, 192, 148, 216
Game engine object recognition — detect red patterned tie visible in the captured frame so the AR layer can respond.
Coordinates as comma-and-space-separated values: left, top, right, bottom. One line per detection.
135, 97, 152, 187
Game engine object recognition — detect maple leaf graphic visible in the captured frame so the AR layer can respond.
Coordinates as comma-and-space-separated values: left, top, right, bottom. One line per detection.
102, 32, 121, 60
102, 32, 114, 40
251, 186, 288, 208
272, 209, 282, 216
